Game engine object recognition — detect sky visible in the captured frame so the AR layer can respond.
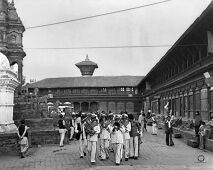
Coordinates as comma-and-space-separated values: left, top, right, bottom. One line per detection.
13, 0, 212, 82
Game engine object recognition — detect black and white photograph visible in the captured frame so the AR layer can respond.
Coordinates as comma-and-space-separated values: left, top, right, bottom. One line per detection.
0, 0, 213, 170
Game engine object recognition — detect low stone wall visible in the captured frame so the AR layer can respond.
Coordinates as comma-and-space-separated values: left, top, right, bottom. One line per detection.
30, 130, 69, 146
0, 133, 19, 155
0, 130, 69, 155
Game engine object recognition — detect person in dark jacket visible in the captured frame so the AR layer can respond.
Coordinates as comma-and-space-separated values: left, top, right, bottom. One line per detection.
164, 116, 174, 146
129, 114, 140, 159
194, 111, 202, 137
58, 113, 67, 147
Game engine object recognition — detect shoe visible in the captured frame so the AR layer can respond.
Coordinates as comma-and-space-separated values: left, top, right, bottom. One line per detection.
91, 162, 96, 165
59, 145, 64, 147
100, 159, 104, 161
83, 151, 86, 156
134, 157, 138, 160
80, 156, 83, 158
125, 158, 128, 161
115, 163, 120, 166
129, 157, 134, 159
106, 156, 109, 159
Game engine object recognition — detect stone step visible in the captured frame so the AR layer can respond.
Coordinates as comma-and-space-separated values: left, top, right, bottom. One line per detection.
174, 133, 182, 138
187, 139, 199, 148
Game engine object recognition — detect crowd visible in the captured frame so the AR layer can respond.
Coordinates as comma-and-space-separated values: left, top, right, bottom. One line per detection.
57, 111, 142, 165
16, 109, 208, 162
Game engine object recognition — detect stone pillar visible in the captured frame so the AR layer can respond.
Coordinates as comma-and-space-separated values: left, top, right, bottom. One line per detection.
0, 53, 19, 133
18, 61, 23, 84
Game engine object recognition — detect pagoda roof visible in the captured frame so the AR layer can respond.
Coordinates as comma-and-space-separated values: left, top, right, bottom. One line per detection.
75, 55, 98, 68
28, 76, 144, 88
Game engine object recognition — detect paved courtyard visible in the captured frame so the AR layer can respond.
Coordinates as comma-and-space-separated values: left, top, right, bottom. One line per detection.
0, 127, 213, 170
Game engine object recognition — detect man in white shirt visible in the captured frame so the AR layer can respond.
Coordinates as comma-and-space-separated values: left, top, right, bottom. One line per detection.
121, 113, 131, 161
88, 114, 100, 165
112, 120, 125, 166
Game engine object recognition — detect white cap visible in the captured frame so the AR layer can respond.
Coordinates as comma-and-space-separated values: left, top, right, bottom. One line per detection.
61, 112, 65, 116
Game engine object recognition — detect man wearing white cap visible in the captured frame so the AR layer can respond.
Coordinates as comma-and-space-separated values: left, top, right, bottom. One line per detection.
58, 113, 67, 147
69, 112, 76, 141
100, 113, 110, 160
88, 114, 100, 165
111, 116, 125, 166
75, 113, 87, 158
121, 113, 131, 161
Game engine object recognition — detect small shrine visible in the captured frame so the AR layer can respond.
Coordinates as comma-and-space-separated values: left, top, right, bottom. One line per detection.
0, 52, 19, 133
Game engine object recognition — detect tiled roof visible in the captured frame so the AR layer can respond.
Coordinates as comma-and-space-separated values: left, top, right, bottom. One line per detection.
28, 76, 144, 88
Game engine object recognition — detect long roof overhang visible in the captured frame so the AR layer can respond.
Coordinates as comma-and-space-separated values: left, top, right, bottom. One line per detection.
138, 1, 213, 86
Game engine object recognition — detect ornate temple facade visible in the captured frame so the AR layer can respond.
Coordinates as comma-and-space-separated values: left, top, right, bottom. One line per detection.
0, 0, 25, 85
28, 57, 144, 114
138, 2, 213, 121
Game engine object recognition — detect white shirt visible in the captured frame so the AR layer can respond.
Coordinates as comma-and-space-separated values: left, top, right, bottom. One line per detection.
100, 124, 111, 140
111, 126, 125, 144
89, 124, 100, 142
122, 122, 131, 140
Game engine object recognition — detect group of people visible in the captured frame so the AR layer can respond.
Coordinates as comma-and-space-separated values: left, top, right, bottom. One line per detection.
58, 111, 143, 166
16, 109, 209, 161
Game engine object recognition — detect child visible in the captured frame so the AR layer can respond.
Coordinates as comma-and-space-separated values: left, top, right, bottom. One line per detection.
199, 121, 206, 150
17, 119, 29, 158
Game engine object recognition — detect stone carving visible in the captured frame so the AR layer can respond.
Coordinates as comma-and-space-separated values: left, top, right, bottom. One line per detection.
0, 52, 10, 69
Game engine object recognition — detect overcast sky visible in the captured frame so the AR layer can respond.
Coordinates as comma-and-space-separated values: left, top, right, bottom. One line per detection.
13, 0, 212, 82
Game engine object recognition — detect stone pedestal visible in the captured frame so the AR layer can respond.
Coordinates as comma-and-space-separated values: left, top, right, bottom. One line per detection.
0, 53, 19, 133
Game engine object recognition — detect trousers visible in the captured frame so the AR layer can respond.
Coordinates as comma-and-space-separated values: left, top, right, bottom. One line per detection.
79, 135, 87, 156
100, 139, 109, 159
70, 127, 74, 139
88, 141, 97, 163
152, 123, 157, 134
59, 129, 67, 146
124, 139, 130, 158
130, 136, 138, 157
20, 137, 29, 153
166, 131, 174, 146
114, 143, 122, 164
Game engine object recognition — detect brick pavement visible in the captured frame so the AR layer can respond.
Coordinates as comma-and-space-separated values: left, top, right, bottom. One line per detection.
0, 126, 213, 170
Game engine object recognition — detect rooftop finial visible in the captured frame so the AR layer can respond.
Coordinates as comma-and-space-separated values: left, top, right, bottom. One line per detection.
11, 0, 14, 6
85, 54, 89, 61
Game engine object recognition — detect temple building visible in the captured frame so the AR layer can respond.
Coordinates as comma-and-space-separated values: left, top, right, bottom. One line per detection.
0, 0, 26, 85
138, 2, 213, 121
28, 56, 144, 113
